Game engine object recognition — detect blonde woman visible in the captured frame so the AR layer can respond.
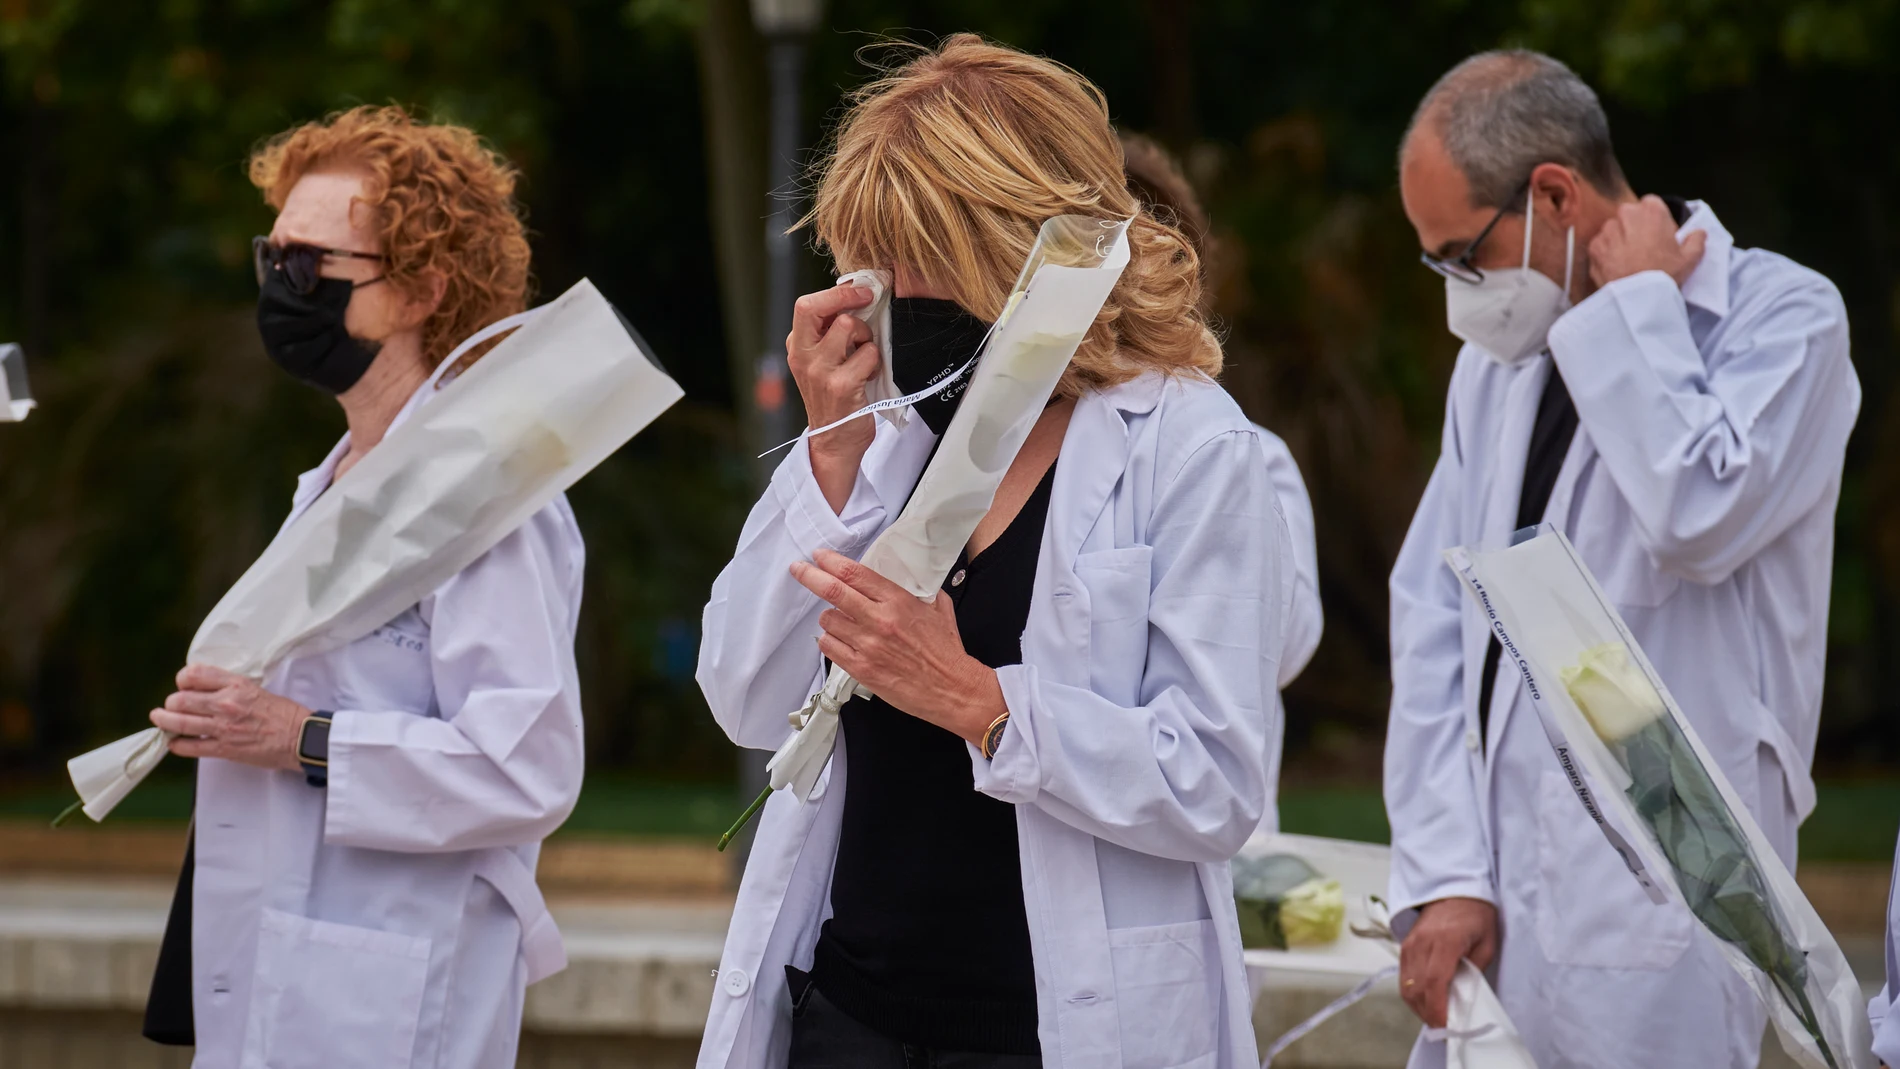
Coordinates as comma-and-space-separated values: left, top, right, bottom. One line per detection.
698, 36, 1285, 1069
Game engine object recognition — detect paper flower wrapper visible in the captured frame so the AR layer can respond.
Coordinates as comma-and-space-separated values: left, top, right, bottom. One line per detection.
757, 216, 1133, 810
65, 279, 683, 822
1259, 893, 1537, 1069
1445, 525, 1874, 1069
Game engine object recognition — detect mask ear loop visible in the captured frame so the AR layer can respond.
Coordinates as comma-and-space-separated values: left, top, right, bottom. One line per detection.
1561, 226, 1577, 307
1521, 189, 1537, 269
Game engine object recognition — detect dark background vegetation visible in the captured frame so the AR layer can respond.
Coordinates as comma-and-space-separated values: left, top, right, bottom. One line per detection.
2, 0, 1896, 805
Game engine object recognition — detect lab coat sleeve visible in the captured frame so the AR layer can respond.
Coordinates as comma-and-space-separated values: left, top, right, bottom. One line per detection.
1383, 377, 1497, 915
697, 436, 891, 751
1256, 425, 1322, 684
324, 505, 585, 853
1548, 268, 1858, 585
973, 428, 1279, 863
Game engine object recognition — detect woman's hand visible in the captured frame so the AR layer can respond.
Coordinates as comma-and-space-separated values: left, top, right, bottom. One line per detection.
791, 548, 1006, 745
786, 283, 882, 513
149, 664, 311, 771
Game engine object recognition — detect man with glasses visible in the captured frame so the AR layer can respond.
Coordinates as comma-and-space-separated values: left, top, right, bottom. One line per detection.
1384, 50, 1859, 1068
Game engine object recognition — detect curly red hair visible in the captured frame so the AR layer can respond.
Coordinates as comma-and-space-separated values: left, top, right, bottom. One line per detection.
248, 105, 532, 369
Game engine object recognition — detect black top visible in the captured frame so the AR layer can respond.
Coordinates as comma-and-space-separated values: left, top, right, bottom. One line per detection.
1476, 368, 1579, 745
810, 460, 1056, 1055
1474, 195, 1691, 747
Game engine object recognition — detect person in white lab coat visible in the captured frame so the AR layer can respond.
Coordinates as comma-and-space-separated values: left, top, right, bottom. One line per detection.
1384, 51, 1858, 1068
697, 35, 1285, 1069
141, 106, 582, 1069
1120, 131, 1324, 831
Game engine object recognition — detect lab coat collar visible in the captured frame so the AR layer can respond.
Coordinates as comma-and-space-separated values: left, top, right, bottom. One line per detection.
1043, 371, 1169, 571
1675, 199, 1733, 318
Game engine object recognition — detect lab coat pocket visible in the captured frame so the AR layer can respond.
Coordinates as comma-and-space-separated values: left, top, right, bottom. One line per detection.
242, 908, 432, 1069
1107, 918, 1220, 1069
1075, 546, 1153, 708
333, 612, 434, 715
1532, 770, 1692, 970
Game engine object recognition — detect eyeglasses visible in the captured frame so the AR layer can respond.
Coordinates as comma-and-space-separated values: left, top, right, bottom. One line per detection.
1419, 178, 1531, 285
253, 235, 388, 295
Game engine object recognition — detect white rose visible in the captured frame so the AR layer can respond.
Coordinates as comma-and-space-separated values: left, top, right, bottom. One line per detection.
1560, 642, 1667, 743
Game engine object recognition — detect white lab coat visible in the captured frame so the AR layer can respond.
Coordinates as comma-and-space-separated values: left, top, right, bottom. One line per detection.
697, 371, 1285, 1069
1384, 202, 1858, 1069
189, 381, 586, 1069
1254, 424, 1322, 834
1868, 832, 1900, 1066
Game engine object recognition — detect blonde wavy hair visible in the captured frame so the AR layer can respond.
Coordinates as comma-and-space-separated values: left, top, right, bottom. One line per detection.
248, 105, 532, 370
805, 34, 1221, 397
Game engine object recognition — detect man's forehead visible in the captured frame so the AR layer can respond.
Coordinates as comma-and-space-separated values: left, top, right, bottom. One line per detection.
1399, 130, 1494, 255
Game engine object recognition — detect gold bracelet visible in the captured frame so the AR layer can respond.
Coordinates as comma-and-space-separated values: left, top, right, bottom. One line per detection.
978, 711, 1011, 760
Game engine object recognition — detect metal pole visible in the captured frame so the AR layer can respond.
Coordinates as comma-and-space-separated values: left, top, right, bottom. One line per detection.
733, 30, 808, 872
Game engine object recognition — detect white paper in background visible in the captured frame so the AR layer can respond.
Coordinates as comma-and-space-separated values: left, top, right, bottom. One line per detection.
1245, 834, 1536, 1069
0, 343, 33, 422
1445, 526, 1874, 1069
766, 216, 1132, 801
64, 279, 685, 821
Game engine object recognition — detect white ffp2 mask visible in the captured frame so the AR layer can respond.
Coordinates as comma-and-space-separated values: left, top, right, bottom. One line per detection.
1445, 193, 1575, 366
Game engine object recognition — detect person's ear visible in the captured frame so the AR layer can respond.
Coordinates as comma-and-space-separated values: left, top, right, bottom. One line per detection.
1528, 162, 1584, 228
396, 270, 448, 330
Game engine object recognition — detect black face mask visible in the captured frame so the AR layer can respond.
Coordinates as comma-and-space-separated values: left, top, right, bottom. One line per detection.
888, 297, 991, 435
256, 270, 382, 395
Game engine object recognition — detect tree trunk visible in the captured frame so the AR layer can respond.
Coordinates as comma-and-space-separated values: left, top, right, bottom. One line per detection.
693, 0, 769, 459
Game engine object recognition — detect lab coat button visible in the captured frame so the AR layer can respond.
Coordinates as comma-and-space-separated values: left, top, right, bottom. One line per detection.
723, 968, 751, 997
1464, 729, 1481, 753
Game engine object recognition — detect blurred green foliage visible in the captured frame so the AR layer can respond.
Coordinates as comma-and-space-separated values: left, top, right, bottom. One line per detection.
0, 0, 1896, 787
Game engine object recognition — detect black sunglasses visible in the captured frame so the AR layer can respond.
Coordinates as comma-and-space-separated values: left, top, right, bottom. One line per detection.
1419, 178, 1532, 285
253, 235, 388, 295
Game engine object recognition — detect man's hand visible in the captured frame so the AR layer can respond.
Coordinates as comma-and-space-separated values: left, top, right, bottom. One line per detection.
149, 664, 310, 772
1588, 194, 1706, 289
1398, 896, 1499, 1029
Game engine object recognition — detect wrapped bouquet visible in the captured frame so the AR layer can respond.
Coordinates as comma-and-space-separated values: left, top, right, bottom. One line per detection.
1445, 525, 1873, 1069
62, 280, 683, 822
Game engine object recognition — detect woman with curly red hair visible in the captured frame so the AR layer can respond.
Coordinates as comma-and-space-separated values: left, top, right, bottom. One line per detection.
143, 105, 584, 1069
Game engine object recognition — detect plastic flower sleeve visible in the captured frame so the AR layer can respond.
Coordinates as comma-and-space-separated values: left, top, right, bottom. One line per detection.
63, 279, 684, 822
1444, 525, 1874, 1069
716, 216, 1132, 844
0, 343, 33, 422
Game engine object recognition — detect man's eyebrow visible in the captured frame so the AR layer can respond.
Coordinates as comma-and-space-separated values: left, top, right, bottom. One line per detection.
1430, 237, 1472, 261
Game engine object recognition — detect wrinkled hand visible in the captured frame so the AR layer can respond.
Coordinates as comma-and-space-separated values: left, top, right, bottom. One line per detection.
149, 664, 310, 771
791, 548, 1004, 745
1398, 897, 1499, 1029
1588, 195, 1706, 289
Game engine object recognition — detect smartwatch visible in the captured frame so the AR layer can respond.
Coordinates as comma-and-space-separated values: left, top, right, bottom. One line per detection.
297, 713, 333, 788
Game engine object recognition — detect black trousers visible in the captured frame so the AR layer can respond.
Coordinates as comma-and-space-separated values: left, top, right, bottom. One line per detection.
786, 969, 1042, 1069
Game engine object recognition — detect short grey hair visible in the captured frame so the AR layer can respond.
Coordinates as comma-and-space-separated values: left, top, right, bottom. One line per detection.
1405, 50, 1629, 209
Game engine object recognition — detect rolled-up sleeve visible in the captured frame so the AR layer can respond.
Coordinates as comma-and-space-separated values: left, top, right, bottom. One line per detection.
324, 503, 586, 853
1549, 268, 1858, 586
972, 428, 1282, 863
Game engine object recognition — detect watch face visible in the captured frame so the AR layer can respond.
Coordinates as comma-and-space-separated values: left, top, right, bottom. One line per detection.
299, 717, 332, 765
